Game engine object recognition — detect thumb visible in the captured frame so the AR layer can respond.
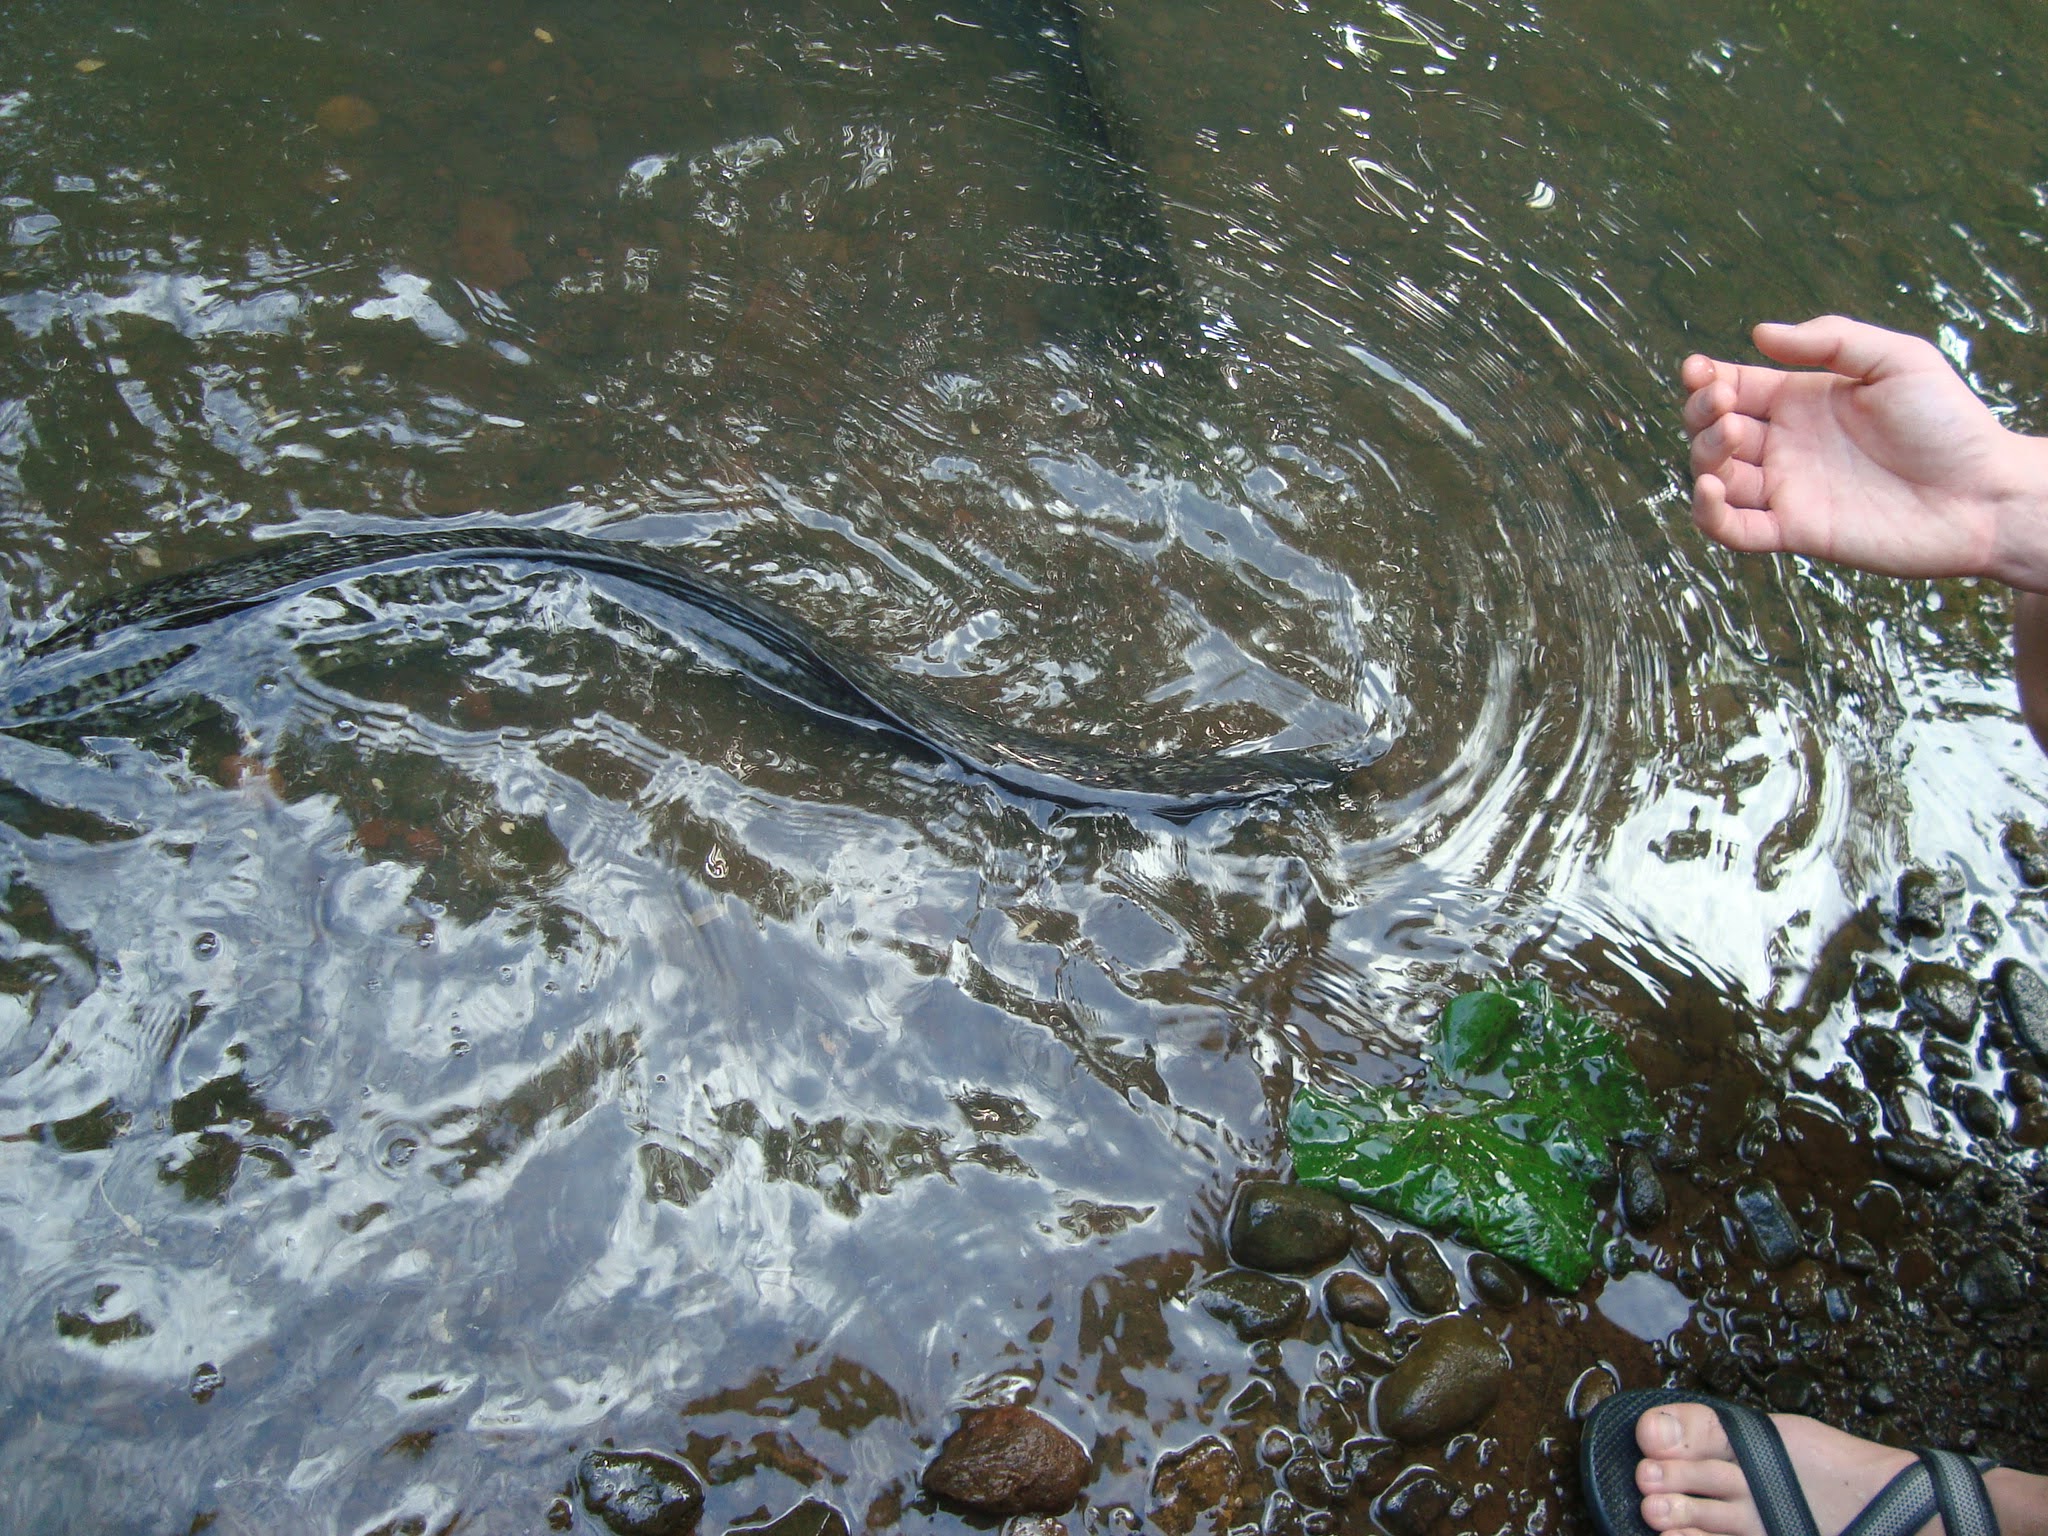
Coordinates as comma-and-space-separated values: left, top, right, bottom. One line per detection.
1751, 315, 1941, 384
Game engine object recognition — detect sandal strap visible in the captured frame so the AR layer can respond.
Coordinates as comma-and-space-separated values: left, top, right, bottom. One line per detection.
1839, 1459, 1939, 1536
1915, 1448, 2002, 1536
1708, 1398, 1822, 1536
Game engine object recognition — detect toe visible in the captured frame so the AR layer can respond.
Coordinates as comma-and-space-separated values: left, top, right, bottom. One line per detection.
1637, 1405, 1736, 1464
1641, 1492, 1756, 1536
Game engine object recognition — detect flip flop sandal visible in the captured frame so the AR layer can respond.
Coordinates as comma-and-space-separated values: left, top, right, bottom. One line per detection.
1581, 1386, 2002, 1536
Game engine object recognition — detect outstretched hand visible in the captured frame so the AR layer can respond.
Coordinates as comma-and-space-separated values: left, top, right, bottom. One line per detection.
1683, 316, 2048, 592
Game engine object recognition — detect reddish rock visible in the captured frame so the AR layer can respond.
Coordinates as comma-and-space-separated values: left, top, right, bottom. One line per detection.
453, 196, 531, 290
921, 1406, 1090, 1516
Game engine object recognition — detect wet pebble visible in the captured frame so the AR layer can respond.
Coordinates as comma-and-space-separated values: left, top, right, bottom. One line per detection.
1849, 1026, 1914, 1082
1854, 963, 1903, 1012
1342, 1325, 1400, 1375
1196, 1271, 1308, 1340
1895, 868, 1948, 938
1921, 1037, 1973, 1078
1958, 1249, 2025, 1316
1836, 1233, 1880, 1274
1876, 1137, 1961, 1188
1373, 1313, 1507, 1443
728, 1501, 850, 1536
2017, 1102, 2048, 1148
1388, 1232, 1458, 1314
1466, 1254, 1525, 1309
1229, 1181, 1354, 1273
1147, 1439, 1242, 1536
2003, 820, 2048, 886
1323, 1271, 1390, 1329
1996, 961, 2048, 1068
1375, 1468, 1454, 1536
1765, 1363, 1821, 1414
1955, 1086, 2004, 1141
1341, 1436, 1402, 1497
1567, 1364, 1619, 1421
578, 1449, 705, 1536
921, 1406, 1090, 1517
1349, 1213, 1389, 1274
1902, 962, 1980, 1041
1733, 1180, 1803, 1270
1618, 1147, 1668, 1232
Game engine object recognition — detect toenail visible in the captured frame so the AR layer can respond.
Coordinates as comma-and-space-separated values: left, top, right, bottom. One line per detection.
1640, 1460, 1665, 1488
1646, 1410, 1682, 1452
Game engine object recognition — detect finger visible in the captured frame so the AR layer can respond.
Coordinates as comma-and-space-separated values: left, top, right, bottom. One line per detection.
1683, 366, 1788, 431
1693, 473, 1783, 552
1679, 353, 1720, 393
1752, 314, 1945, 384
1689, 410, 1766, 472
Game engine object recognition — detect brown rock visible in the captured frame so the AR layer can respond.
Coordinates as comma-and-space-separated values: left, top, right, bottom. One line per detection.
922, 1406, 1090, 1517
453, 196, 532, 290
1148, 1435, 1242, 1536
1323, 1271, 1390, 1328
1373, 1314, 1507, 1443
577, 1449, 704, 1536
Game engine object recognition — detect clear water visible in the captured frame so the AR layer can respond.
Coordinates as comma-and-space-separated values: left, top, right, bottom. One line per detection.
0, 1, 2044, 1531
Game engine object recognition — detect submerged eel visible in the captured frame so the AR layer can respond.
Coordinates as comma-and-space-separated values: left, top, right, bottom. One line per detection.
0, 527, 1381, 820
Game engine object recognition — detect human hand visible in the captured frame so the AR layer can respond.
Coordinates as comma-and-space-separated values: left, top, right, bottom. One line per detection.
1683, 316, 2048, 591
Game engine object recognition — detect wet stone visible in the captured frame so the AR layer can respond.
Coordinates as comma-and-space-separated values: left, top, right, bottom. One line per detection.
921, 1406, 1090, 1517
1376, 1468, 1454, 1536
1341, 1436, 1402, 1497
1373, 1314, 1507, 1443
578, 1449, 705, 1536
1765, 1363, 1821, 1415
1228, 1181, 1353, 1273
1147, 1438, 1242, 1536
1862, 1381, 1899, 1414
1896, 868, 1948, 938
2017, 1102, 2048, 1148
1733, 1180, 1803, 1270
1921, 1037, 1973, 1078
1850, 1026, 1915, 1082
1323, 1271, 1390, 1329
1568, 1365, 1619, 1421
1196, 1271, 1308, 1341
2004, 821, 2048, 887
1996, 961, 2048, 1068
1854, 963, 1903, 1013
1958, 1249, 2025, 1317
1349, 1213, 1388, 1274
1774, 1260, 1825, 1318
1968, 901, 2003, 948
1955, 1086, 2004, 1141
728, 1502, 850, 1536
1342, 1325, 1399, 1375
1836, 1233, 1880, 1274
1876, 1137, 1962, 1188
1388, 1232, 1458, 1314
1467, 1254, 1525, 1309
1902, 962, 1980, 1041
1618, 1147, 1668, 1232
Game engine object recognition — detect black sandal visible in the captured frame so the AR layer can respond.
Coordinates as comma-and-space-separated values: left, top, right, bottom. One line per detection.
1581, 1387, 2001, 1536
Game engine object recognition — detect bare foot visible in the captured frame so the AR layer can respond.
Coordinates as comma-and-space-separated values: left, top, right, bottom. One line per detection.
1635, 1403, 2048, 1536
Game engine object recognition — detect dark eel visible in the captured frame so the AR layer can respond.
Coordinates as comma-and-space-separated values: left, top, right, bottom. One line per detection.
0, 528, 1380, 820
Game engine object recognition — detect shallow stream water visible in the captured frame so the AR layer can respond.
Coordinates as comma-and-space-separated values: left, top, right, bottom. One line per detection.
3, 2, 2047, 1532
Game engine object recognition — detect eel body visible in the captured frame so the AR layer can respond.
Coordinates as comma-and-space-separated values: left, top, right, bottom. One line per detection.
0, 527, 1380, 819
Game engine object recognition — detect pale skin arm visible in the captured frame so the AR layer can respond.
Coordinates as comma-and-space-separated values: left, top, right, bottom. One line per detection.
1683, 315, 2048, 754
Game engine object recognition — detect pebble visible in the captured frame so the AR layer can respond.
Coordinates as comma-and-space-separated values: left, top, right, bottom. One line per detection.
1375, 1468, 1454, 1536
2003, 821, 2048, 886
1854, 963, 1903, 1012
1466, 1254, 1526, 1309
1876, 1137, 1962, 1188
1996, 961, 2048, 1067
1342, 1325, 1400, 1375
1323, 1271, 1390, 1329
578, 1449, 706, 1536
1733, 1180, 1803, 1270
1920, 1037, 1973, 1077
1341, 1436, 1403, 1497
728, 1502, 849, 1536
1618, 1148, 1668, 1232
1954, 1086, 2004, 1141
1901, 962, 1980, 1041
1196, 1270, 1309, 1340
1373, 1314, 1508, 1443
1388, 1233, 1458, 1314
1895, 868, 1948, 938
921, 1407, 1091, 1517
1958, 1249, 2025, 1316
1848, 1026, 1914, 1082
1567, 1365, 1619, 1421
1765, 1364, 1821, 1414
1349, 1214, 1388, 1274
1228, 1182, 1354, 1273
1147, 1437, 1241, 1536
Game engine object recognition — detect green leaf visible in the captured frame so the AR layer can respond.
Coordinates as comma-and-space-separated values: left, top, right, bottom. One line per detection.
1288, 981, 1652, 1290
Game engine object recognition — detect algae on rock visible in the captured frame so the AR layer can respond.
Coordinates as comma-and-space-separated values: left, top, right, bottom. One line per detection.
1287, 980, 1653, 1289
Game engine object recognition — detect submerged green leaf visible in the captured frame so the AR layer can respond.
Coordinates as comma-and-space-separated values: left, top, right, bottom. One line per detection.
1288, 979, 1652, 1290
